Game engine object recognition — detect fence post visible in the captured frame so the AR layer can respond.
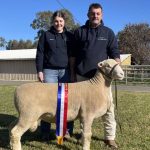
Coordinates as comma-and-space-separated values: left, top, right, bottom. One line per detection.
125, 66, 128, 85
141, 67, 143, 82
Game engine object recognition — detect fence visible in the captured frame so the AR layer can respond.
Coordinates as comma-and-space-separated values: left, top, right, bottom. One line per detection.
120, 65, 150, 85
0, 73, 38, 81
0, 65, 150, 85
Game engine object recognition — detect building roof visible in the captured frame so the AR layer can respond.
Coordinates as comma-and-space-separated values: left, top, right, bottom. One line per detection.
0, 49, 36, 60
0, 49, 131, 62
120, 54, 131, 62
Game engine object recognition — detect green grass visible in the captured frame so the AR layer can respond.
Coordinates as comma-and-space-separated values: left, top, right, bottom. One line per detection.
0, 85, 150, 150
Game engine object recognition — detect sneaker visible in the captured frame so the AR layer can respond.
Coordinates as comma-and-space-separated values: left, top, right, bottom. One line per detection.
104, 140, 118, 149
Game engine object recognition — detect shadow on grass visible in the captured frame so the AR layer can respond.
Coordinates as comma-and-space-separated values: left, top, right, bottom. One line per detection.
0, 113, 17, 127
73, 133, 104, 142
71, 133, 104, 146
0, 114, 84, 150
0, 113, 17, 149
92, 135, 104, 142
22, 128, 74, 150
0, 114, 74, 150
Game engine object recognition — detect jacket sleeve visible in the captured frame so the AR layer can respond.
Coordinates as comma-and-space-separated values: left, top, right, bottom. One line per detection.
36, 32, 45, 72
107, 29, 120, 59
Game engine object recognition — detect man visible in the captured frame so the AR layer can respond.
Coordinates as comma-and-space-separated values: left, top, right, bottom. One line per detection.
72, 3, 120, 149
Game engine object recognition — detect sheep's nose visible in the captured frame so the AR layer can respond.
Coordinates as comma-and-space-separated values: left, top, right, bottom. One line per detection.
120, 72, 124, 76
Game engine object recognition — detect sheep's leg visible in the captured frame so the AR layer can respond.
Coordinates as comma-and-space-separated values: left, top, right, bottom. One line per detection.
29, 121, 38, 132
76, 117, 83, 144
9, 119, 18, 131
82, 117, 94, 150
10, 120, 32, 150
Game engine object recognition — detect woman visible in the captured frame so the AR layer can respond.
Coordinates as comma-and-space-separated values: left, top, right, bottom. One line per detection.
36, 10, 74, 140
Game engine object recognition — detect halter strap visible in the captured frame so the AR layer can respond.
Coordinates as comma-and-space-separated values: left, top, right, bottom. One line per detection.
108, 63, 119, 77
99, 63, 119, 80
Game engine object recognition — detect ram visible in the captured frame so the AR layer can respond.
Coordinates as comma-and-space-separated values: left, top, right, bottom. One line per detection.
10, 59, 124, 150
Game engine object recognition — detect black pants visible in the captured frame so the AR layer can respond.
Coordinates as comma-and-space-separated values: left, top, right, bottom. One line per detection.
40, 121, 74, 136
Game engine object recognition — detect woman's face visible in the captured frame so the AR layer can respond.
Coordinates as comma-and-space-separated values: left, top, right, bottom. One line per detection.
53, 16, 65, 33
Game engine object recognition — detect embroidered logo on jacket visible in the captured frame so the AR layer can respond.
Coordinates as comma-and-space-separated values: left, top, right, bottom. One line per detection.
97, 37, 107, 41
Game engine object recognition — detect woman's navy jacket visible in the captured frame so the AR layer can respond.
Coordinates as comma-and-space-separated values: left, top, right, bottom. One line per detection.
36, 27, 74, 72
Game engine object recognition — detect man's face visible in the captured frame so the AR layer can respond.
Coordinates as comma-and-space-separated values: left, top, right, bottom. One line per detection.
88, 8, 102, 27
53, 16, 65, 33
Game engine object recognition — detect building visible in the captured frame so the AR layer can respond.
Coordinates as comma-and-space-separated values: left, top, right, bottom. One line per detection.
120, 54, 131, 65
0, 49, 37, 81
0, 49, 131, 81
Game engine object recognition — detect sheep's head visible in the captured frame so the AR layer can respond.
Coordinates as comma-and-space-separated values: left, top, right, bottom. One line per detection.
98, 59, 124, 80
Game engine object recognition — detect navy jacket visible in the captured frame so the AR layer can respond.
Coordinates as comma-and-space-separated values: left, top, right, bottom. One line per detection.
36, 27, 74, 72
74, 20, 120, 78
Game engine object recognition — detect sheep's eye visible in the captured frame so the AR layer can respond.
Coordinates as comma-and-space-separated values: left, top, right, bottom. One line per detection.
105, 66, 110, 72
106, 65, 111, 69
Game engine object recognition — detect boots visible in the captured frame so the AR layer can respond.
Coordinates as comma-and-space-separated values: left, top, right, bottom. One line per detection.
104, 140, 118, 149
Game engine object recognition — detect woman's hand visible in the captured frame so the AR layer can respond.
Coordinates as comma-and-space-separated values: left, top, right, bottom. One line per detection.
38, 72, 44, 82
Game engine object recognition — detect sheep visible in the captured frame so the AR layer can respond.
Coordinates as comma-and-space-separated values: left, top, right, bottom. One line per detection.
9, 59, 124, 150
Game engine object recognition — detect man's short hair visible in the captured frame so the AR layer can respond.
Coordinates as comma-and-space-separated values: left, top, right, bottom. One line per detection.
88, 3, 103, 13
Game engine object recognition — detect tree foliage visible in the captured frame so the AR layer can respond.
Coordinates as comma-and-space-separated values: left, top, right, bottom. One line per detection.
0, 37, 7, 47
118, 23, 150, 65
60, 9, 80, 31
6, 39, 37, 50
30, 9, 80, 39
31, 11, 53, 31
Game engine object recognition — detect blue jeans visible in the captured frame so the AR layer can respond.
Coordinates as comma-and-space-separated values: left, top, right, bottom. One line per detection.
41, 69, 74, 137
44, 69, 70, 83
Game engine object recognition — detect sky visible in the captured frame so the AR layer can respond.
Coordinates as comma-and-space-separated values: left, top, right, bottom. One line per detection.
0, 0, 150, 43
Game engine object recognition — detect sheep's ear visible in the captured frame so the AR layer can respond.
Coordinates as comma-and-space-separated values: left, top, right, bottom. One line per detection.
98, 62, 104, 68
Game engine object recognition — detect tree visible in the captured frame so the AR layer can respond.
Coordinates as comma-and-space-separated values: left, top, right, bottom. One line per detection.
0, 37, 7, 48
60, 9, 80, 31
31, 11, 53, 32
30, 9, 80, 39
118, 23, 150, 65
6, 39, 37, 50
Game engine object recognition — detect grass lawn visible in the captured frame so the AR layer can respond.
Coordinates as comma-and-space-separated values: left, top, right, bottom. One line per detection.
0, 85, 150, 150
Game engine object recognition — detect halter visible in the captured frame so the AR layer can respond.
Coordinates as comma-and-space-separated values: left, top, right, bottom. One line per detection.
99, 63, 119, 80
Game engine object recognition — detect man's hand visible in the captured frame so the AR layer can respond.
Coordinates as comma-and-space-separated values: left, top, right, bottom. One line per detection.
115, 58, 121, 65
38, 72, 44, 82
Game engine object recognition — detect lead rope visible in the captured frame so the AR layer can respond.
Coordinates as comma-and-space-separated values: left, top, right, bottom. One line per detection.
114, 80, 122, 134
